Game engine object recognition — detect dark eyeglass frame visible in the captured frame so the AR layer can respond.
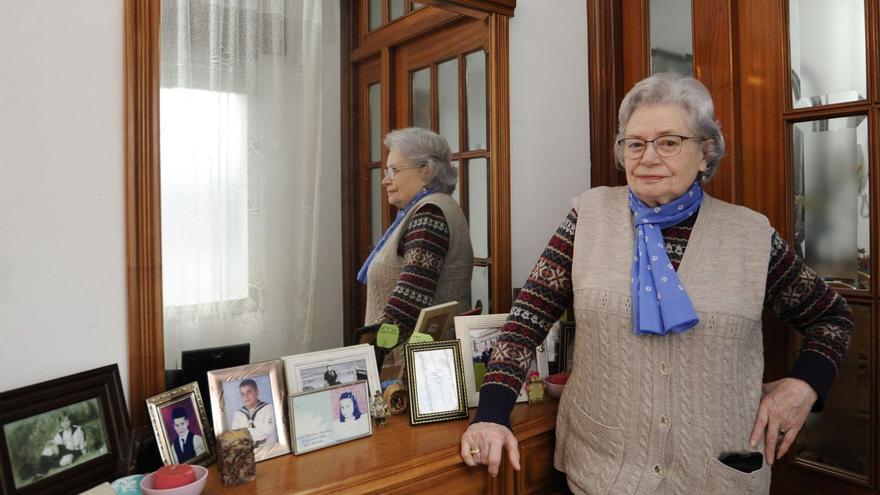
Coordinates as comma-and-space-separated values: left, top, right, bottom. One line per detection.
616, 134, 706, 159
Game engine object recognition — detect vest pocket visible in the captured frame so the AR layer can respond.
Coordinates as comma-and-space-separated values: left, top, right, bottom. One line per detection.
562, 402, 625, 494
701, 454, 771, 494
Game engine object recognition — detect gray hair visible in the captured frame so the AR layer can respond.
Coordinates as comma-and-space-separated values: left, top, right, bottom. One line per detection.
614, 72, 725, 182
384, 127, 458, 194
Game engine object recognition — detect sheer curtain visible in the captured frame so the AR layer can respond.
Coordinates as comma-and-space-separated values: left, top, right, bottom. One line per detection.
160, 0, 338, 367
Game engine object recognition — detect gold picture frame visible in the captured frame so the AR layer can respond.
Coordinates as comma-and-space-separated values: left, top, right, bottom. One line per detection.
146, 382, 215, 466
412, 301, 459, 340
404, 340, 469, 425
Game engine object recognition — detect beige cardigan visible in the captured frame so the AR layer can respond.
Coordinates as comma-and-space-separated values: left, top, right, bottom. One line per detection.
363, 192, 473, 327
555, 186, 773, 494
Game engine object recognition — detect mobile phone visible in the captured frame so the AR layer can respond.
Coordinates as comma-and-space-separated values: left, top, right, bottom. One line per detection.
718, 452, 763, 473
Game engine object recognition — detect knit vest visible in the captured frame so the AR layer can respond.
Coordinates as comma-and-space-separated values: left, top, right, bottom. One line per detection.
363, 192, 474, 326
555, 186, 773, 495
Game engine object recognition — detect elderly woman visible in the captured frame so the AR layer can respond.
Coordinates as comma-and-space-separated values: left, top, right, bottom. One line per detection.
460, 73, 853, 494
359, 127, 473, 347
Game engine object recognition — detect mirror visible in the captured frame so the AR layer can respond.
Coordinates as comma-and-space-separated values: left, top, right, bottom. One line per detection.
649, 0, 694, 75
158, 0, 343, 370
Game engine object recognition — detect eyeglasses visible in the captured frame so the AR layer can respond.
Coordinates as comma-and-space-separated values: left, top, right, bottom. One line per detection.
384, 164, 425, 179
617, 135, 705, 159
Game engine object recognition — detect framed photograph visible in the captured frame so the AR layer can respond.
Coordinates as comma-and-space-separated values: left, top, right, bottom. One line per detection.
289, 381, 372, 454
146, 382, 215, 466
0, 364, 130, 495
207, 360, 290, 462
454, 313, 550, 407
558, 322, 576, 373
404, 340, 469, 425
412, 301, 459, 340
282, 344, 381, 398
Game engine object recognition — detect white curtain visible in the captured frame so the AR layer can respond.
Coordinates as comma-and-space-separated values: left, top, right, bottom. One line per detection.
160, 0, 338, 367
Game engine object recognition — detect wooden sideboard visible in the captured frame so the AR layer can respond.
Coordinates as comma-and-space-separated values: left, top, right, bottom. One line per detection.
201, 399, 567, 494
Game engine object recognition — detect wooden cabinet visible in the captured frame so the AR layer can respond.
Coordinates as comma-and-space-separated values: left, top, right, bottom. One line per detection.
201, 400, 565, 494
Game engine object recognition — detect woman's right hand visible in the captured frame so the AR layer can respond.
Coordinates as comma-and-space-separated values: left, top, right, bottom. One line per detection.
460, 422, 521, 477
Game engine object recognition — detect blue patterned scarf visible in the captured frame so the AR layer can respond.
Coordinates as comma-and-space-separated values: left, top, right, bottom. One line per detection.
628, 182, 703, 335
357, 187, 435, 284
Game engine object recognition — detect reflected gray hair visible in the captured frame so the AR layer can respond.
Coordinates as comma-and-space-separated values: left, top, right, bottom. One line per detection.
614, 72, 725, 182
384, 127, 458, 194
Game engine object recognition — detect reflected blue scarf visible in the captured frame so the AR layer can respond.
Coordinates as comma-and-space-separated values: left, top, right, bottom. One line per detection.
628, 182, 702, 335
357, 187, 435, 284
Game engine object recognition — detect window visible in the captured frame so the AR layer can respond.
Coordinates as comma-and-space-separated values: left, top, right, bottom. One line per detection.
159, 88, 249, 306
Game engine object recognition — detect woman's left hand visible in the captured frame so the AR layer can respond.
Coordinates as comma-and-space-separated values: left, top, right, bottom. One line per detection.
749, 377, 818, 464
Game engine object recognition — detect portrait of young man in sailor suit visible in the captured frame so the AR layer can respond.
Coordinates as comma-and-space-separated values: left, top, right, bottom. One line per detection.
230, 378, 278, 459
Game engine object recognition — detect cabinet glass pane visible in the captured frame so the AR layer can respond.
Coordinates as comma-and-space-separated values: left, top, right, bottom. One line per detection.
411, 68, 431, 129
369, 0, 381, 31
792, 303, 870, 478
792, 116, 869, 290
390, 0, 405, 20
649, 0, 693, 75
468, 158, 489, 258
413, 1, 425, 10
370, 168, 383, 247
438, 58, 460, 153
450, 160, 461, 205
369, 83, 381, 163
789, 0, 866, 108
465, 51, 487, 150
472, 265, 490, 310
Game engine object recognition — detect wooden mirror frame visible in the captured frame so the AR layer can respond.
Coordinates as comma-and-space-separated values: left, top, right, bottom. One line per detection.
123, 0, 514, 428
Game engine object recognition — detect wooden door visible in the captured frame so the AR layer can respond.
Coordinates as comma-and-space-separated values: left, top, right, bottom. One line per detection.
345, 3, 512, 341
589, 0, 876, 492
394, 19, 494, 311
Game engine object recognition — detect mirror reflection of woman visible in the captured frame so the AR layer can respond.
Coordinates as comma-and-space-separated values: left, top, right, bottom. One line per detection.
359, 128, 474, 358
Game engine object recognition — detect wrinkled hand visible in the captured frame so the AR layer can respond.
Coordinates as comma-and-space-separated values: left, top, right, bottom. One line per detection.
460, 422, 521, 477
749, 378, 817, 464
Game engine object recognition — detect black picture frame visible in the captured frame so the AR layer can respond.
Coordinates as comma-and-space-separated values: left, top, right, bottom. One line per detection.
0, 364, 131, 495
350, 324, 387, 369
404, 340, 469, 425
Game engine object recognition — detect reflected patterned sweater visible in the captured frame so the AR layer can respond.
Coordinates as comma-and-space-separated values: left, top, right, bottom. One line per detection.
474, 208, 854, 427
376, 203, 451, 337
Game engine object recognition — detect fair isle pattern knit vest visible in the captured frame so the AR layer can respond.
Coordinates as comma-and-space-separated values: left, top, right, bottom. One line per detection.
364, 192, 473, 325
556, 186, 773, 495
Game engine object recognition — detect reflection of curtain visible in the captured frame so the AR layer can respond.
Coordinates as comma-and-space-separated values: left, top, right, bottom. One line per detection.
160, 0, 338, 367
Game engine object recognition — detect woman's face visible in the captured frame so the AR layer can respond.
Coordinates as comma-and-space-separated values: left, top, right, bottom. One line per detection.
622, 103, 707, 207
339, 398, 355, 420
382, 148, 428, 209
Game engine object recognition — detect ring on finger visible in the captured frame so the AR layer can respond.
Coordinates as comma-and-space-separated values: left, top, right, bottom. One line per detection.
469, 448, 481, 455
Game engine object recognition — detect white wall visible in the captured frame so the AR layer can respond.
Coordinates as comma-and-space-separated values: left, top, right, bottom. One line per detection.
0, 2, 128, 394
509, 0, 590, 287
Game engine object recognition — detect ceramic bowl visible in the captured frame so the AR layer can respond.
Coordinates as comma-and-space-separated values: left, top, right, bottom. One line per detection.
140, 465, 208, 495
111, 474, 146, 495
544, 377, 566, 399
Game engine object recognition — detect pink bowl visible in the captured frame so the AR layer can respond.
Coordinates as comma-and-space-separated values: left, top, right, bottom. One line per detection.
544, 377, 566, 399
140, 465, 208, 495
